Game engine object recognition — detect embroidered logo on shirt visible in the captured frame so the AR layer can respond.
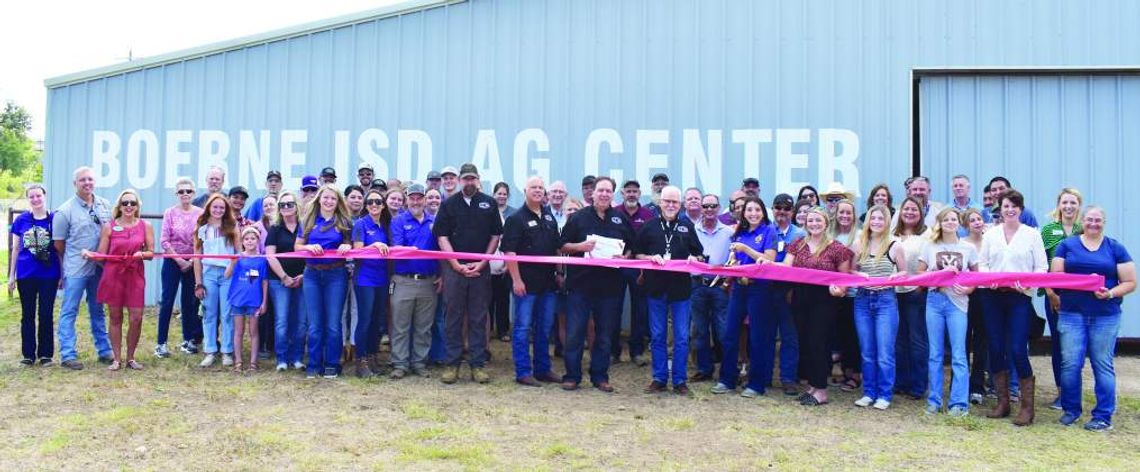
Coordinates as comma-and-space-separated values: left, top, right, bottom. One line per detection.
478, 202, 491, 210
676, 226, 689, 233
611, 216, 623, 224
544, 214, 553, 221
404, 225, 414, 230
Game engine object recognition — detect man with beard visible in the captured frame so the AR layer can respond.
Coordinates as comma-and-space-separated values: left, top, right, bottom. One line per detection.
245, 170, 282, 222
719, 189, 746, 225
581, 175, 596, 206
425, 170, 443, 192
433, 163, 503, 384
635, 186, 704, 395
644, 173, 670, 217
615, 179, 654, 366
559, 176, 634, 392
389, 183, 441, 379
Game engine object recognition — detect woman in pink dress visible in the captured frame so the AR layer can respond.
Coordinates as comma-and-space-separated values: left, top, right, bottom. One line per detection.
85, 189, 154, 371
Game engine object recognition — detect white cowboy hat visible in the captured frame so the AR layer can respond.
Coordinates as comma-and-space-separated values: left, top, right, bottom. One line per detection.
820, 182, 855, 201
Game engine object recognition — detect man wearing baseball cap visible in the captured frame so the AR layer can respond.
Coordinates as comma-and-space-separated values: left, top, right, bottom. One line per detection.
580, 175, 596, 206
425, 170, 443, 191
769, 192, 806, 395
357, 162, 377, 190
245, 170, 283, 222
320, 167, 337, 185
389, 183, 440, 379
741, 177, 760, 198
300, 175, 320, 207
645, 173, 670, 217
228, 185, 253, 228
432, 163, 503, 384
440, 166, 459, 198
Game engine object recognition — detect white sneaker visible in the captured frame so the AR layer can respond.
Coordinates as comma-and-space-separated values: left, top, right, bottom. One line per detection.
710, 382, 731, 394
153, 344, 171, 358
222, 354, 235, 366
199, 353, 217, 368
292, 361, 305, 370
873, 399, 891, 410
854, 396, 874, 407
276, 362, 287, 372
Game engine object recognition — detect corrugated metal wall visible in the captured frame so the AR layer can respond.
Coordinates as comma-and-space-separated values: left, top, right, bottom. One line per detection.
920, 73, 1140, 336
43, 0, 1140, 328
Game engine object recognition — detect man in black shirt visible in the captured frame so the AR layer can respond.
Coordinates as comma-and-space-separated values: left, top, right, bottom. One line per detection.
432, 163, 503, 384
634, 186, 704, 396
558, 176, 634, 392
501, 175, 563, 387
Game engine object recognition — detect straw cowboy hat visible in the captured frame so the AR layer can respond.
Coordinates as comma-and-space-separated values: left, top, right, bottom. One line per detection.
820, 182, 855, 201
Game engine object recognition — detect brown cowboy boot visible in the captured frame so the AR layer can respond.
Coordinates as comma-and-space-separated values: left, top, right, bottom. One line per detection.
1012, 375, 1036, 426
987, 371, 1011, 418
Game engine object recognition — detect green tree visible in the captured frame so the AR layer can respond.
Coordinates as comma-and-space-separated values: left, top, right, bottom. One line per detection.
0, 101, 38, 176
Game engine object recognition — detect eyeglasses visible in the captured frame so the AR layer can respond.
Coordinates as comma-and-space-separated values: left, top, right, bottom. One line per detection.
773, 205, 793, 211
302, 187, 318, 193
120, 200, 138, 207
177, 189, 194, 195
279, 201, 297, 209
365, 198, 384, 206
701, 203, 719, 209
825, 196, 844, 203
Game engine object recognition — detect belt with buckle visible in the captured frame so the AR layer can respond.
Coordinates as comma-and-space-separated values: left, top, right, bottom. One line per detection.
397, 273, 436, 280
692, 275, 717, 285
307, 261, 345, 270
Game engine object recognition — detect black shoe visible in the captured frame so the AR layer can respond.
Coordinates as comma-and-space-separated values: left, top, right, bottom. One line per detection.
38, 358, 54, 367
20, 359, 34, 366
674, 384, 692, 396
98, 356, 114, 365
323, 367, 339, 379
644, 380, 668, 394
689, 372, 714, 383
61, 359, 84, 371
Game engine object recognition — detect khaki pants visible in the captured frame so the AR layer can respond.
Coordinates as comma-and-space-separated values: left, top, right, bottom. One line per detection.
390, 275, 438, 369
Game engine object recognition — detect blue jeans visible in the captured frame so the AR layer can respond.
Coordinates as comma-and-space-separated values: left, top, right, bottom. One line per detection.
854, 288, 898, 401
269, 280, 305, 364
718, 282, 772, 392
200, 265, 233, 355
647, 296, 691, 386
58, 273, 113, 361
303, 266, 348, 373
354, 283, 389, 358
690, 283, 728, 377
982, 290, 1034, 378
617, 268, 649, 359
895, 290, 928, 396
926, 290, 969, 410
563, 291, 620, 385
158, 259, 201, 345
512, 291, 557, 379
772, 286, 799, 385
1058, 311, 1120, 423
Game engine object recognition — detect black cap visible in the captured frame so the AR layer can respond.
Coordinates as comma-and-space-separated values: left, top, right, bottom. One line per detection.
320, 167, 337, 177
622, 179, 640, 189
228, 186, 249, 198
773, 193, 794, 207
266, 170, 282, 180
459, 163, 479, 179
581, 175, 596, 186
651, 173, 669, 183
742, 177, 760, 186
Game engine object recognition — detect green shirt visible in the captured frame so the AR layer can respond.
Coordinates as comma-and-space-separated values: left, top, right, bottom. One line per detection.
1040, 221, 1082, 262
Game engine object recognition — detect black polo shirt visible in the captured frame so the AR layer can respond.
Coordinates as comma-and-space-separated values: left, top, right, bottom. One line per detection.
634, 216, 704, 301
560, 206, 635, 297
500, 204, 561, 294
264, 222, 304, 279
432, 191, 503, 263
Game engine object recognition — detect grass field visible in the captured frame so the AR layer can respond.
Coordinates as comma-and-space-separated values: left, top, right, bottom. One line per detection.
0, 287, 1138, 470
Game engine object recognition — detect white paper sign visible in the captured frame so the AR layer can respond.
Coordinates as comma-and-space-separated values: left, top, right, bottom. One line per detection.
585, 234, 625, 259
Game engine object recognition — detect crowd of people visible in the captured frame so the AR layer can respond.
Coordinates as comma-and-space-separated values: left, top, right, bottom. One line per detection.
7, 162, 1135, 431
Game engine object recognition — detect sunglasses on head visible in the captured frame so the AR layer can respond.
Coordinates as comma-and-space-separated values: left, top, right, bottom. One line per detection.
177, 189, 194, 195
365, 198, 384, 206
279, 201, 297, 209
701, 203, 719, 209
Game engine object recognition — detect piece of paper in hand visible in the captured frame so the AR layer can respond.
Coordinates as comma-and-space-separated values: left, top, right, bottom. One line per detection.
585, 234, 625, 259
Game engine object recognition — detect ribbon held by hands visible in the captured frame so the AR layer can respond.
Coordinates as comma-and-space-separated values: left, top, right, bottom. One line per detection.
87, 246, 1105, 292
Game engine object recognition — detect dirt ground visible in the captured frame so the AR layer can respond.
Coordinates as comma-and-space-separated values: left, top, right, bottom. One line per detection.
0, 301, 1138, 471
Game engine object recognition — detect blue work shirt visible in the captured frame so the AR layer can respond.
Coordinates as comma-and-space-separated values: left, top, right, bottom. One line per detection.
732, 222, 778, 265
352, 216, 390, 287
299, 214, 350, 265
391, 211, 438, 276
774, 223, 806, 263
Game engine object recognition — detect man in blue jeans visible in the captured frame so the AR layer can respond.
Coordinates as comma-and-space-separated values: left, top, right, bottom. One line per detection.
502, 176, 563, 386
690, 193, 732, 382
559, 176, 635, 392
52, 166, 114, 370
634, 186, 704, 396
771, 194, 805, 394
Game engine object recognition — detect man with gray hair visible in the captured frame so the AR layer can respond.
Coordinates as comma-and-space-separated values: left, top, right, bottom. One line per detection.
52, 166, 114, 370
547, 180, 569, 229
193, 165, 227, 207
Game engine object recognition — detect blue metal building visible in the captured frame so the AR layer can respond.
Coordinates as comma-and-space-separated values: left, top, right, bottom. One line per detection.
43, 0, 1140, 335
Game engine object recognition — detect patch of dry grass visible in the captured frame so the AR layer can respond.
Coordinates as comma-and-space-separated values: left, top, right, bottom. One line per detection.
1, 296, 1140, 470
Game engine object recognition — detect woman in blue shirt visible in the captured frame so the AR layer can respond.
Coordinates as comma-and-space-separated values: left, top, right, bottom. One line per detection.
711, 197, 778, 397
8, 184, 61, 366
1051, 206, 1136, 431
297, 184, 354, 378
351, 189, 392, 377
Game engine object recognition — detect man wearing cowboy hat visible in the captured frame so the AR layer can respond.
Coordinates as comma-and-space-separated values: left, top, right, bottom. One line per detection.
819, 182, 856, 213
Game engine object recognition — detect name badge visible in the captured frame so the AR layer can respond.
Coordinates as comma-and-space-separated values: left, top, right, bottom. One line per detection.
112, 225, 124, 232
1052, 229, 1064, 236
778, 240, 785, 252
527, 220, 538, 227
246, 269, 260, 278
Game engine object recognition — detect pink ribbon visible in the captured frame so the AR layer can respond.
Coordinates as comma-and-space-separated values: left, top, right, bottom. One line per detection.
89, 247, 1104, 292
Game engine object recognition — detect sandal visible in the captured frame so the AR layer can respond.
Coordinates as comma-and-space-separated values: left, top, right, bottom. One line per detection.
840, 377, 860, 392
800, 394, 829, 406
233, 362, 243, 373
107, 360, 121, 371
126, 359, 144, 370
247, 363, 259, 372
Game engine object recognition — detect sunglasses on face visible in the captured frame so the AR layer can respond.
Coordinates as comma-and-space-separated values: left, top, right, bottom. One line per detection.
774, 205, 793, 211
177, 189, 194, 195
279, 201, 297, 209
89, 207, 101, 225
365, 199, 384, 206
121, 200, 138, 207
826, 196, 844, 203
702, 203, 719, 209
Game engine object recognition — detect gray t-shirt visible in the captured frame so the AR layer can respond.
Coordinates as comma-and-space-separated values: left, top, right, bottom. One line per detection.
918, 240, 978, 312
52, 194, 113, 278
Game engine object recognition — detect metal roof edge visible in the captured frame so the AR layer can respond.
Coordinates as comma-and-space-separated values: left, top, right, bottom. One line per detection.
912, 65, 1140, 75
44, 0, 466, 88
